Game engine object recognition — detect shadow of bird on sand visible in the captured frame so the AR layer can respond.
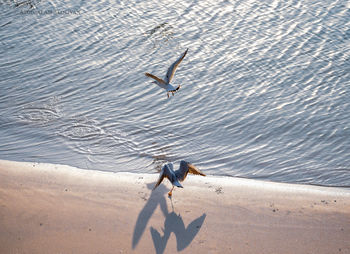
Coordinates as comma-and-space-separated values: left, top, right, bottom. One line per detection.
150, 211, 206, 254
132, 183, 168, 249
132, 182, 206, 254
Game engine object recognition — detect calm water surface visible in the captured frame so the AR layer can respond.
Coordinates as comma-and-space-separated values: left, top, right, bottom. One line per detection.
0, 0, 349, 186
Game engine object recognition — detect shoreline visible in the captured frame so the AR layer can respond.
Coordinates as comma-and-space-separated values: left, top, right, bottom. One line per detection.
1, 159, 349, 253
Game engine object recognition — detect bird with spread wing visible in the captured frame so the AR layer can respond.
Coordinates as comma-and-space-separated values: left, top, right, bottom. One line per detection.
145, 48, 188, 98
153, 160, 206, 196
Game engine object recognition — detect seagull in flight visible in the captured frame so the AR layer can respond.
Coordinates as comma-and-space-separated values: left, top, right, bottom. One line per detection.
153, 160, 205, 197
145, 48, 188, 98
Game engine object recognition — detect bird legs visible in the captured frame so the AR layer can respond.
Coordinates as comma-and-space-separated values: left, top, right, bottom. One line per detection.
168, 186, 174, 197
167, 92, 175, 98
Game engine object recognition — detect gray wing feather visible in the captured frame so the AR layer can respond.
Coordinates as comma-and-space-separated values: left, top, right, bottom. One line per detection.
167, 162, 174, 171
153, 164, 172, 190
145, 73, 166, 89
175, 161, 189, 182
164, 49, 188, 84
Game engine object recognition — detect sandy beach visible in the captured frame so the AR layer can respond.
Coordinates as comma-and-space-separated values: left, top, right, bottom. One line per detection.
0, 159, 349, 253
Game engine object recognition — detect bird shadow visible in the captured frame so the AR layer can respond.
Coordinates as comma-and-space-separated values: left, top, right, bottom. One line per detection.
150, 211, 206, 254
132, 183, 169, 249
132, 182, 206, 253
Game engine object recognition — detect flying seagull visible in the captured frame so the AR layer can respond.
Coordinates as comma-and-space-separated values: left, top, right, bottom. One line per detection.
153, 160, 205, 196
145, 48, 188, 98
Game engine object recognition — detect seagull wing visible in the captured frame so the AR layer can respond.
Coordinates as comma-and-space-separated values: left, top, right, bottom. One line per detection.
175, 161, 190, 182
166, 162, 183, 188
188, 163, 206, 176
167, 162, 174, 171
153, 163, 172, 190
153, 172, 164, 190
145, 73, 166, 89
175, 161, 205, 182
164, 48, 188, 84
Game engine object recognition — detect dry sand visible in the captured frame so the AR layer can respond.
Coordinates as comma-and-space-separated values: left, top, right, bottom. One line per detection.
0, 159, 349, 254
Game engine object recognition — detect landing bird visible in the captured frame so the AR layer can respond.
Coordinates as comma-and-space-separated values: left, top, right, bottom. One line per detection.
153, 160, 206, 196
145, 48, 188, 98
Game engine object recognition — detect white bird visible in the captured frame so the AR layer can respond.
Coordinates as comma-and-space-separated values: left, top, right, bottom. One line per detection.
145, 48, 188, 98
153, 160, 205, 196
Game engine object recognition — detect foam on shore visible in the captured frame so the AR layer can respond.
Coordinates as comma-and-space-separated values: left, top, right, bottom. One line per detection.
1, 159, 349, 253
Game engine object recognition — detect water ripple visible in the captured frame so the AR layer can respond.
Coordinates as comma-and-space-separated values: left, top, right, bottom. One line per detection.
1, 0, 349, 186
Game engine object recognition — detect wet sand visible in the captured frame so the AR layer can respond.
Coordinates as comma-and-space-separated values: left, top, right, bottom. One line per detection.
0, 159, 349, 253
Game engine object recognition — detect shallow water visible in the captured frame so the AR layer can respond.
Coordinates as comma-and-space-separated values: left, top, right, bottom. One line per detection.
0, 0, 349, 186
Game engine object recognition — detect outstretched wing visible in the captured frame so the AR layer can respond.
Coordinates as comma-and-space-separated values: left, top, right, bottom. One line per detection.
145, 73, 166, 88
153, 163, 172, 190
167, 162, 174, 171
175, 161, 205, 182
153, 172, 165, 190
188, 164, 206, 176
164, 48, 188, 84
175, 160, 190, 182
